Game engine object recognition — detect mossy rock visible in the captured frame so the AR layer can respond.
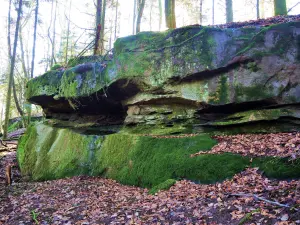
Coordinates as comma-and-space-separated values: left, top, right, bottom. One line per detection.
18, 123, 300, 188
50, 64, 63, 71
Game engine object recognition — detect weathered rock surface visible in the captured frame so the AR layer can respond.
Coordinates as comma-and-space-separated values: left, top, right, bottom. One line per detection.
19, 22, 300, 184
27, 22, 300, 134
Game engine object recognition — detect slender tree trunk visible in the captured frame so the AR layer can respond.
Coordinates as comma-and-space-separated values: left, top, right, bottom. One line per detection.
3, 0, 23, 139
7, 0, 25, 119
136, 0, 146, 33
109, 17, 113, 49
200, 0, 203, 25
65, 0, 72, 64
94, 0, 102, 55
100, 0, 106, 54
256, 0, 260, 19
0, 107, 3, 134
114, 0, 118, 40
31, 0, 39, 79
149, 0, 154, 31
226, 0, 233, 23
27, 0, 39, 125
261, 0, 265, 18
158, 0, 162, 30
19, 27, 29, 79
51, 0, 58, 67
165, 0, 176, 29
133, 0, 137, 34
274, 0, 287, 15
212, 0, 215, 25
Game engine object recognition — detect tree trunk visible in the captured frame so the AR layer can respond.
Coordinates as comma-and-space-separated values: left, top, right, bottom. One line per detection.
200, 0, 203, 25
65, 0, 72, 64
136, 0, 146, 33
3, 0, 23, 139
27, 0, 39, 125
133, 0, 137, 34
31, 0, 39, 80
226, 0, 233, 23
212, 0, 215, 25
50, 0, 58, 67
274, 0, 287, 15
19, 27, 29, 79
256, 0, 260, 19
100, 0, 106, 54
114, 0, 119, 40
158, 0, 162, 30
7, 0, 25, 119
165, 0, 176, 29
94, 0, 102, 55
149, 0, 154, 31
261, 0, 265, 18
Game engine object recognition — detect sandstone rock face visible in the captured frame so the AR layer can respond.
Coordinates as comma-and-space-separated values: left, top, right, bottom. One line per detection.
27, 22, 300, 134
19, 22, 300, 184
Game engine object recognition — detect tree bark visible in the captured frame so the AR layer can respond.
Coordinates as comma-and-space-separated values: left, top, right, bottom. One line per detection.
133, 0, 137, 34
165, 0, 176, 29
150, 0, 154, 31
212, 0, 215, 25
136, 0, 146, 33
27, 0, 39, 125
7, 0, 25, 119
3, 0, 23, 139
114, 0, 119, 40
274, 0, 287, 15
226, 0, 233, 23
65, 0, 72, 64
158, 0, 162, 30
19, 27, 29, 79
50, 0, 58, 67
200, 0, 203, 25
31, 0, 39, 80
100, 0, 106, 54
261, 0, 265, 18
256, 0, 260, 19
94, 0, 102, 55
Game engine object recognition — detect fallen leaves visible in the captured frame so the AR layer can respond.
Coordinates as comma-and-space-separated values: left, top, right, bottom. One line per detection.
209, 14, 300, 29
192, 132, 300, 159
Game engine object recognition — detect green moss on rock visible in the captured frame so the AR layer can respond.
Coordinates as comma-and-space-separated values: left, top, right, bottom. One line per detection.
18, 123, 300, 188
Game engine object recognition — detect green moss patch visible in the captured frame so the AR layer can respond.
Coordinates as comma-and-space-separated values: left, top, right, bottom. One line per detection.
92, 134, 250, 187
18, 123, 300, 189
149, 179, 176, 194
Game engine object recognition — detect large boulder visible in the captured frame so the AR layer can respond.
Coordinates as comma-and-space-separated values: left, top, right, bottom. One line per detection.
26, 22, 300, 134
19, 22, 300, 184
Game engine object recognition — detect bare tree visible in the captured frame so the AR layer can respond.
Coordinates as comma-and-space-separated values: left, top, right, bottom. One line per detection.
100, 0, 106, 54
158, 0, 162, 30
94, 0, 103, 55
226, 0, 233, 23
7, 0, 25, 119
136, 0, 146, 33
133, 0, 137, 34
165, 0, 176, 29
114, 0, 119, 40
256, 0, 260, 19
274, 0, 287, 15
200, 0, 203, 25
3, 0, 23, 139
212, 0, 215, 25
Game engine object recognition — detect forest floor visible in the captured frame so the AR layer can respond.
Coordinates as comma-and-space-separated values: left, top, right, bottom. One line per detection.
0, 132, 300, 225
